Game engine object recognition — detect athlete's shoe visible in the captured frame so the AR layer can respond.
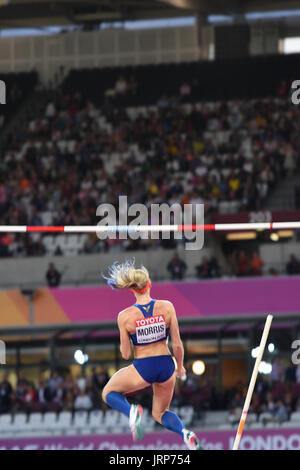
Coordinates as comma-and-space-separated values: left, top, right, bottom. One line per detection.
183, 429, 204, 450
129, 404, 144, 442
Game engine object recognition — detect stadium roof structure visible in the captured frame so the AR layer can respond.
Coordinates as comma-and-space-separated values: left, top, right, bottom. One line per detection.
1, 311, 299, 347
1, 0, 300, 29
0, 312, 299, 376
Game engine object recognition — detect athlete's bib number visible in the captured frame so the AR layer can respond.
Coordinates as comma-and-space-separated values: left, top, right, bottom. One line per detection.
135, 315, 166, 344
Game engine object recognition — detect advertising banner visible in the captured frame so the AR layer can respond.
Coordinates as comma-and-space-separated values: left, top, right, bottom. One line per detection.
0, 428, 300, 450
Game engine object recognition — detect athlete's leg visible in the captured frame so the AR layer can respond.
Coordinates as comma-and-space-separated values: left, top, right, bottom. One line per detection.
102, 364, 149, 416
152, 372, 184, 432
102, 364, 149, 441
102, 364, 150, 400
152, 373, 203, 450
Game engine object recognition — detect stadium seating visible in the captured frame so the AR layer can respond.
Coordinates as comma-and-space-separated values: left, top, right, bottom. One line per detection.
55, 411, 72, 431
1, 67, 298, 262
290, 411, 300, 423
0, 406, 299, 439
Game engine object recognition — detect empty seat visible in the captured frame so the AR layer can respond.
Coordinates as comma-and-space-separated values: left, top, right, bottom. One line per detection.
42, 412, 57, 430
88, 410, 103, 428
204, 411, 228, 426
119, 412, 129, 429
248, 422, 264, 429
28, 412, 43, 430
73, 411, 88, 429
259, 412, 274, 423
246, 413, 257, 424
281, 421, 300, 428
56, 411, 72, 429
103, 410, 119, 427
290, 412, 300, 422
13, 413, 28, 432
0, 414, 13, 432
218, 424, 233, 430
266, 422, 280, 428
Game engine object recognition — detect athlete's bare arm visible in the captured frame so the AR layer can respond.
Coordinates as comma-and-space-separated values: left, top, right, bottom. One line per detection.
117, 311, 132, 360
166, 301, 185, 378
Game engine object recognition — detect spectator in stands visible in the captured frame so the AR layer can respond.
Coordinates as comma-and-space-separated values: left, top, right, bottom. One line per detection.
274, 400, 288, 423
115, 75, 127, 95
236, 251, 249, 277
285, 364, 297, 383
167, 253, 187, 280
37, 380, 46, 407
74, 389, 93, 411
271, 357, 284, 384
27, 236, 46, 257
156, 94, 170, 109
48, 370, 63, 392
0, 373, 12, 414
128, 75, 138, 97
52, 382, 65, 408
76, 373, 86, 392
64, 373, 75, 393
261, 391, 277, 424
283, 143, 296, 178
269, 267, 279, 276
207, 257, 221, 278
0, 234, 13, 257
22, 383, 37, 412
63, 390, 75, 412
250, 391, 262, 416
250, 251, 264, 276
92, 366, 109, 392
286, 254, 300, 275
16, 371, 29, 406
46, 263, 61, 287
196, 256, 221, 279
181, 370, 200, 406
179, 82, 191, 100
45, 100, 56, 120
228, 392, 243, 426
276, 80, 288, 97
28, 209, 43, 227
284, 391, 293, 418
196, 256, 210, 279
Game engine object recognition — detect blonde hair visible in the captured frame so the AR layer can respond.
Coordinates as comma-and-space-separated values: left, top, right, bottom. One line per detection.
103, 259, 150, 291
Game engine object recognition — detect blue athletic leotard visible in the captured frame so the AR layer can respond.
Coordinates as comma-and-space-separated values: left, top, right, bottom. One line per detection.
130, 299, 175, 384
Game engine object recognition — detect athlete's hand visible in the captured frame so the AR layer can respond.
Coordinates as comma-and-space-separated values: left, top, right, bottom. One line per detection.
176, 366, 186, 380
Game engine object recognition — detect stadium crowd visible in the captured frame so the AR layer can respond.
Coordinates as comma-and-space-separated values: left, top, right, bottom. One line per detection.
1, 358, 300, 427
0, 81, 299, 259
